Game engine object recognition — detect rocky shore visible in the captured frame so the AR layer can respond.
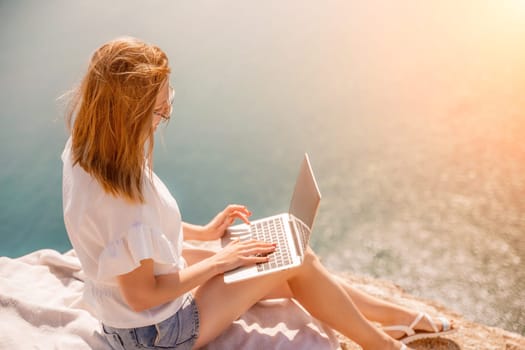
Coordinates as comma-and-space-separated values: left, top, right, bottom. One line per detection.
336, 273, 524, 350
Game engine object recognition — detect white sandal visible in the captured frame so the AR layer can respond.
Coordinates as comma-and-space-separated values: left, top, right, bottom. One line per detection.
383, 312, 455, 344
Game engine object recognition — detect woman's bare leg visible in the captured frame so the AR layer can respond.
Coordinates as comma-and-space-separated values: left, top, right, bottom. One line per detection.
333, 276, 453, 337
191, 248, 405, 350
183, 248, 447, 339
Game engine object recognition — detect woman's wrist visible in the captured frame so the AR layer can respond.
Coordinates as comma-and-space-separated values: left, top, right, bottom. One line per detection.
207, 254, 225, 275
200, 224, 214, 240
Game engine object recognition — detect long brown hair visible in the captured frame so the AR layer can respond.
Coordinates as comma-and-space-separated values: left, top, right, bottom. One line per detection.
66, 37, 170, 203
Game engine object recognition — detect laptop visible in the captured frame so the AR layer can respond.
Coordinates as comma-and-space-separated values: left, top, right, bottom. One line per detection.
222, 153, 322, 283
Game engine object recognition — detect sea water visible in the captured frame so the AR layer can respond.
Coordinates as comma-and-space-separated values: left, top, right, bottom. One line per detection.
1, 0, 523, 335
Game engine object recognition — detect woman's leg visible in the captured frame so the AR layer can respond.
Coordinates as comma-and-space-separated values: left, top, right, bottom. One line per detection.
191, 248, 404, 350
333, 276, 453, 337
183, 248, 448, 339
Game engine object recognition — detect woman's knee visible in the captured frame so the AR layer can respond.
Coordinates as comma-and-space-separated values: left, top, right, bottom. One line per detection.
291, 247, 321, 275
303, 246, 321, 265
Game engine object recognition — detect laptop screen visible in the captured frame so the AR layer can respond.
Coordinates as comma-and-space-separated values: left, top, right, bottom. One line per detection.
288, 154, 322, 230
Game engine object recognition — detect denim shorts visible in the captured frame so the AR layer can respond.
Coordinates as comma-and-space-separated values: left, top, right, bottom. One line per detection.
102, 294, 200, 350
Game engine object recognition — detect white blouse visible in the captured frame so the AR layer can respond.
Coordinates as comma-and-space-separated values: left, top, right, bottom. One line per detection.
62, 137, 187, 328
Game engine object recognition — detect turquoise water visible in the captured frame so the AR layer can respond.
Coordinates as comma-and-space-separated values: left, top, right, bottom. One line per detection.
1, 1, 524, 335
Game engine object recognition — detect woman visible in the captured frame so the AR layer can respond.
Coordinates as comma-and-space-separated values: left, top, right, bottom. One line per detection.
62, 37, 453, 350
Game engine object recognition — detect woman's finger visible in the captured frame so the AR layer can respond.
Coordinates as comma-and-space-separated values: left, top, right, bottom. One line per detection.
225, 205, 251, 218
229, 210, 251, 225
240, 244, 276, 254
226, 240, 274, 254
237, 243, 276, 257
238, 239, 275, 247
240, 255, 271, 265
226, 204, 251, 213
220, 205, 251, 227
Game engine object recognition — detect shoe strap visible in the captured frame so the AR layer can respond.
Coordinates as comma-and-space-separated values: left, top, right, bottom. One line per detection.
382, 312, 424, 336
382, 324, 415, 336
408, 312, 425, 330
438, 316, 450, 332
413, 312, 442, 333
382, 311, 448, 336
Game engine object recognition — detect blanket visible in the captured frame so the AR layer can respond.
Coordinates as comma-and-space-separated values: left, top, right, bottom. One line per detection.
0, 249, 340, 349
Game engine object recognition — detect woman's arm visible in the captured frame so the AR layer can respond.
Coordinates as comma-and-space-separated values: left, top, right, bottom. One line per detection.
117, 239, 275, 312
182, 222, 208, 240
182, 204, 252, 241
117, 204, 257, 312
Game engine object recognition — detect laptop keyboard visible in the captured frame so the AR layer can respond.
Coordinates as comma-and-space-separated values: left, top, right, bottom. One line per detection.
250, 217, 293, 272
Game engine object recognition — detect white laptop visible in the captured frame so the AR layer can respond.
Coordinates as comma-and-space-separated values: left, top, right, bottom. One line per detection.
222, 153, 322, 283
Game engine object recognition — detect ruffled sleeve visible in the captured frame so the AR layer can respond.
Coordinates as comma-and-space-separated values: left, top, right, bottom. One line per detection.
97, 223, 179, 280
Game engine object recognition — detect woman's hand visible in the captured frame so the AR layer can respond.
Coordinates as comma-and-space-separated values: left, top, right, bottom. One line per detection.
202, 204, 252, 240
211, 239, 276, 274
